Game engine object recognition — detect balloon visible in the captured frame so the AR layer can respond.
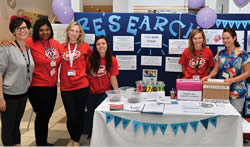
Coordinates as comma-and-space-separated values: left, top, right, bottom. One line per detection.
52, 0, 71, 15
188, 0, 205, 9
248, 35, 250, 46
196, 8, 217, 29
234, 0, 249, 7
55, 6, 74, 24
7, 0, 16, 9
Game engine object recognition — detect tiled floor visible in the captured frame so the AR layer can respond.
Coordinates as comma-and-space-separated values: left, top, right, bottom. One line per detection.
0, 88, 90, 146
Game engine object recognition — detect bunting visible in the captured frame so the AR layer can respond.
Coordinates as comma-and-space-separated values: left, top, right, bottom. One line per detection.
105, 112, 218, 135
216, 19, 250, 29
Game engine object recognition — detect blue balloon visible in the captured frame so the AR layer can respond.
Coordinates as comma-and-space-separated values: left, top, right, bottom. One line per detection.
188, 0, 205, 9
196, 8, 217, 29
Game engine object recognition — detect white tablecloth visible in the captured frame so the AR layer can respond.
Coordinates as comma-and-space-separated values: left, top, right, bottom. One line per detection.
90, 98, 242, 146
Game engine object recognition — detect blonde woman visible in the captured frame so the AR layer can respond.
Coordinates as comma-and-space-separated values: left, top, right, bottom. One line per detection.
59, 21, 92, 146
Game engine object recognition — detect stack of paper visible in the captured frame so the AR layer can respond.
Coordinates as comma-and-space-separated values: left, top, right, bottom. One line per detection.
142, 103, 165, 114
124, 104, 145, 112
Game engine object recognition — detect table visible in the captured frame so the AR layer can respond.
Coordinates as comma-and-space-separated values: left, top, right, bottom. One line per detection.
90, 97, 243, 146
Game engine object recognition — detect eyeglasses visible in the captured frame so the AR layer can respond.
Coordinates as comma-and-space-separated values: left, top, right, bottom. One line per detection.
16, 26, 28, 32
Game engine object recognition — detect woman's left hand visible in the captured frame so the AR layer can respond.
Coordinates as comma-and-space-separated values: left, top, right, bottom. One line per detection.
224, 78, 235, 85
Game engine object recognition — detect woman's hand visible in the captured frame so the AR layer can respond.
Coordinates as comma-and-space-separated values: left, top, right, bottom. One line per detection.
0, 40, 12, 47
224, 78, 235, 85
0, 97, 6, 112
201, 76, 210, 82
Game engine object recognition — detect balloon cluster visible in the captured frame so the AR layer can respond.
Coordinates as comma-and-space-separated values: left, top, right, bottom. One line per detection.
52, 0, 73, 24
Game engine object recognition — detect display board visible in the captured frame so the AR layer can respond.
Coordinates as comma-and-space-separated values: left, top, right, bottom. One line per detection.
74, 12, 250, 95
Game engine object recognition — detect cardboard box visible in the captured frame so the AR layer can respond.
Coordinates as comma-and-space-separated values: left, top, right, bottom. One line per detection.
176, 79, 203, 101
203, 81, 230, 103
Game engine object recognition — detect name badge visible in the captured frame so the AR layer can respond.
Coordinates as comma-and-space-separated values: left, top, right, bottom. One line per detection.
50, 68, 56, 76
67, 70, 76, 76
193, 75, 200, 80
50, 61, 56, 67
222, 72, 229, 79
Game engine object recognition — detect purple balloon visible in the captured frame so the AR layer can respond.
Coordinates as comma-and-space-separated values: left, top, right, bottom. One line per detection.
56, 6, 74, 24
234, 0, 249, 7
196, 8, 217, 29
52, 0, 71, 15
248, 35, 250, 46
188, 0, 205, 9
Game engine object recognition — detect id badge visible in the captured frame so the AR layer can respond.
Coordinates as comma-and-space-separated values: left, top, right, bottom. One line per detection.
222, 72, 229, 79
50, 61, 56, 67
193, 75, 200, 80
67, 70, 76, 76
50, 68, 56, 76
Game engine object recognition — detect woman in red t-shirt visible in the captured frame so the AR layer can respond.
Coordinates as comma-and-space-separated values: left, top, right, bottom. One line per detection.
179, 28, 214, 79
87, 35, 119, 138
59, 21, 92, 146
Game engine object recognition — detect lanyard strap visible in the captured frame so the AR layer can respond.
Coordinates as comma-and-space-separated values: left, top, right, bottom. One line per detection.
40, 40, 54, 61
194, 49, 203, 73
15, 40, 30, 73
68, 43, 78, 68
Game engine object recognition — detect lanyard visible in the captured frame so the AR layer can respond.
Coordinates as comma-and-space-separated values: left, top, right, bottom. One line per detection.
15, 40, 30, 73
68, 43, 78, 68
194, 49, 203, 73
40, 40, 54, 61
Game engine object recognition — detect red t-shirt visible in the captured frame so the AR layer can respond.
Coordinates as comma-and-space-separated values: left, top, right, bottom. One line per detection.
179, 47, 214, 79
88, 56, 119, 94
26, 37, 61, 87
59, 42, 92, 91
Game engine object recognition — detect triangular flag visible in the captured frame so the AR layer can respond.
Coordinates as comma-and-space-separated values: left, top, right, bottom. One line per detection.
222, 20, 228, 28
235, 21, 241, 29
180, 122, 188, 134
190, 121, 199, 132
133, 121, 141, 133
170, 123, 179, 135
151, 124, 158, 135
142, 123, 150, 134
114, 116, 122, 128
242, 21, 248, 29
159, 124, 168, 135
216, 20, 222, 28
106, 113, 114, 124
209, 116, 217, 128
229, 21, 235, 28
200, 119, 209, 130
122, 118, 130, 129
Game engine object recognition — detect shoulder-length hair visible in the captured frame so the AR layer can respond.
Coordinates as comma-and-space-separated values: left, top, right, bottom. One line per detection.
223, 27, 240, 48
32, 18, 54, 42
89, 35, 113, 73
188, 28, 206, 56
65, 21, 85, 47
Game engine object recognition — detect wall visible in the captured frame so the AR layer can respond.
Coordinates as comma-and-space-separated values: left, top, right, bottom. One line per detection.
83, 0, 112, 5
113, 0, 128, 13
0, 0, 53, 40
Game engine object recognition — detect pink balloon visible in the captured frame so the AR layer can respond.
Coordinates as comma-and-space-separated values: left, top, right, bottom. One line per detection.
248, 34, 250, 46
234, 0, 249, 7
196, 8, 217, 29
188, 0, 205, 9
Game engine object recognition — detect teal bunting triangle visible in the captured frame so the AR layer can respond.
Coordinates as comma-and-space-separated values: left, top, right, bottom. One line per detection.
229, 21, 234, 28
170, 123, 179, 135
216, 20, 222, 28
122, 118, 130, 129
222, 21, 228, 28
151, 124, 158, 135
159, 124, 168, 135
190, 121, 198, 132
142, 123, 150, 134
209, 116, 217, 128
133, 121, 141, 133
235, 21, 241, 29
180, 122, 188, 134
242, 21, 248, 29
105, 112, 114, 124
114, 116, 122, 128
200, 119, 209, 130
